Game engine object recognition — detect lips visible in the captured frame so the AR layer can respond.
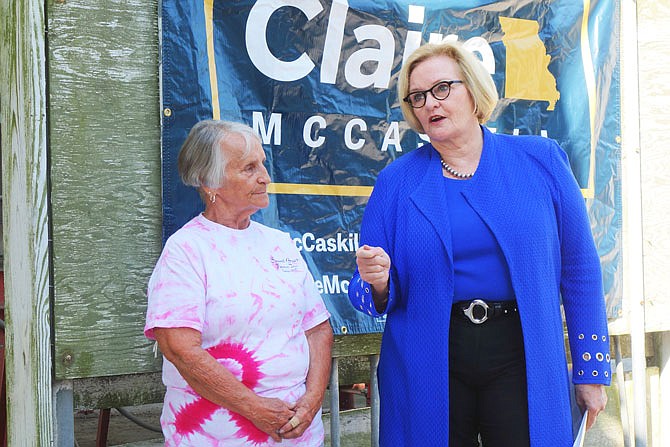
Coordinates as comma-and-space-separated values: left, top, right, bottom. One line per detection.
430, 115, 445, 123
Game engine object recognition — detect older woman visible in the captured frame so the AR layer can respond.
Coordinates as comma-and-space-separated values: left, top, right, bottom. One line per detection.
348, 41, 610, 446
145, 120, 333, 446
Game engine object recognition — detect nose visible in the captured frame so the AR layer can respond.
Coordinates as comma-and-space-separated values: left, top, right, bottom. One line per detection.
259, 164, 271, 184
424, 93, 441, 108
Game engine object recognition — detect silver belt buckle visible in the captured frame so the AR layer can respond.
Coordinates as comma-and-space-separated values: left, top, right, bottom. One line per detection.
463, 299, 489, 324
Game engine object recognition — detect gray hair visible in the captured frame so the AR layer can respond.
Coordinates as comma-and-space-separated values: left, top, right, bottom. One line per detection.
177, 120, 261, 189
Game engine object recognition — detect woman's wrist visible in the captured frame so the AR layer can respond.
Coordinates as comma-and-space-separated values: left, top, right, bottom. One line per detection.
296, 391, 321, 421
371, 282, 389, 312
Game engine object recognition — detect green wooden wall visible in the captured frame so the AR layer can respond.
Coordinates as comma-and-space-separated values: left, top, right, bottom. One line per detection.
46, 0, 381, 386
48, 0, 163, 379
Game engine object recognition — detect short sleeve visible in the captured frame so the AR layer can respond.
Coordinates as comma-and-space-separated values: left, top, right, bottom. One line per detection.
144, 236, 207, 340
291, 241, 330, 331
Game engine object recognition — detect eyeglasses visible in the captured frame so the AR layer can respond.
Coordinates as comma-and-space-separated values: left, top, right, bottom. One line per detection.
403, 80, 463, 108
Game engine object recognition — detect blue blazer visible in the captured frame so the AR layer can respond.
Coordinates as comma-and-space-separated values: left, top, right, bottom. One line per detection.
349, 127, 610, 446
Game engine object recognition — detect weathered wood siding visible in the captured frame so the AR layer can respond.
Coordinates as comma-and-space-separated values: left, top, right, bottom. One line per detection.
1, 0, 54, 444
637, 1, 670, 332
48, 0, 163, 379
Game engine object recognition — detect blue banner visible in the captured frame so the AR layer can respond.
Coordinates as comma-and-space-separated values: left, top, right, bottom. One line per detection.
161, 0, 622, 333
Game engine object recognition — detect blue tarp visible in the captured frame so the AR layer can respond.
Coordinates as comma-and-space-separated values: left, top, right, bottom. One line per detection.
161, 0, 621, 334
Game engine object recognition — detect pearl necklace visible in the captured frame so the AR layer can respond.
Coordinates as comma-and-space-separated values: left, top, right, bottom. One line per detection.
440, 157, 475, 179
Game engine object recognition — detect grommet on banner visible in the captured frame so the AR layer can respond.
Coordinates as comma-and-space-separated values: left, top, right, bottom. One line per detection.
341, 326, 348, 334
163, 108, 172, 117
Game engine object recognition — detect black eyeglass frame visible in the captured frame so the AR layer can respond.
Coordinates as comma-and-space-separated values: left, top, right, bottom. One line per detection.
403, 80, 464, 108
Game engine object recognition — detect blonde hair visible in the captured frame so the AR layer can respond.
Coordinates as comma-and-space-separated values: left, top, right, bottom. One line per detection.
398, 41, 498, 133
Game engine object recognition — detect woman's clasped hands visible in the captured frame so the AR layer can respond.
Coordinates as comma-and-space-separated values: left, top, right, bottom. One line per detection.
253, 393, 321, 441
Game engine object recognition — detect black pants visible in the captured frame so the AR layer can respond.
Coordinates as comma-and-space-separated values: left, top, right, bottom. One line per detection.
449, 309, 531, 447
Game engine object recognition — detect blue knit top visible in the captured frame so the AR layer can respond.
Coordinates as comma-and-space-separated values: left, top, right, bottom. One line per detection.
445, 177, 514, 301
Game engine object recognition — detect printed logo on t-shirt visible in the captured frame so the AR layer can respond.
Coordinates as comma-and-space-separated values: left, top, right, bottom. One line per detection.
271, 256, 301, 272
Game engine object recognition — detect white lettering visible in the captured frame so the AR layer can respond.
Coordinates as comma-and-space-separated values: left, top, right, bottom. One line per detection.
403, 3, 425, 64
344, 25, 395, 89
407, 5, 425, 24
246, 0, 322, 81
315, 275, 350, 294
381, 121, 402, 152
344, 118, 367, 150
294, 232, 360, 252
321, 0, 349, 84
336, 233, 352, 251
403, 30, 423, 64
417, 132, 430, 147
304, 115, 327, 148
253, 111, 404, 152
245, 3, 497, 88
301, 232, 315, 252
315, 238, 328, 252
430, 34, 495, 74
463, 36, 495, 74
429, 33, 453, 44
253, 111, 282, 145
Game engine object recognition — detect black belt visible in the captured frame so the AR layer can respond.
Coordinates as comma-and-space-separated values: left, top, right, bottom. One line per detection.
452, 299, 518, 324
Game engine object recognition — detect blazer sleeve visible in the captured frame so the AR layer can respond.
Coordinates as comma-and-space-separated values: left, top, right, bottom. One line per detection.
348, 169, 399, 317
550, 142, 611, 385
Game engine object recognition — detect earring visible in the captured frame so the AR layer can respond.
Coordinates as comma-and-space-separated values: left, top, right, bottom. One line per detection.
208, 191, 216, 204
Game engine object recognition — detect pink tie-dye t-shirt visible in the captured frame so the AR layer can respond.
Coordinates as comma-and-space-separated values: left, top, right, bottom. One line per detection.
145, 214, 331, 447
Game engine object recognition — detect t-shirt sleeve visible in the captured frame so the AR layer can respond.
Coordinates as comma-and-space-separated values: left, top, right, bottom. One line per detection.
300, 271, 331, 331
289, 239, 330, 331
144, 236, 207, 340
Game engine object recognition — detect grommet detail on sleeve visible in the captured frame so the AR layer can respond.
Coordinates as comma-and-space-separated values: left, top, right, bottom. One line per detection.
596, 352, 604, 361
578, 334, 585, 340
592, 334, 598, 341
592, 370, 599, 377
582, 352, 591, 361
578, 370, 584, 376
364, 287, 370, 293
606, 353, 611, 362
604, 371, 609, 378
602, 335, 607, 342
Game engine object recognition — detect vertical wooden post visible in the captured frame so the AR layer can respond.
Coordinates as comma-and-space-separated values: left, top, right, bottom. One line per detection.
0, 1, 53, 446
96, 409, 111, 447
660, 332, 670, 446
329, 358, 341, 447
620, 0, 648, 445
369, 354, 380, 447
